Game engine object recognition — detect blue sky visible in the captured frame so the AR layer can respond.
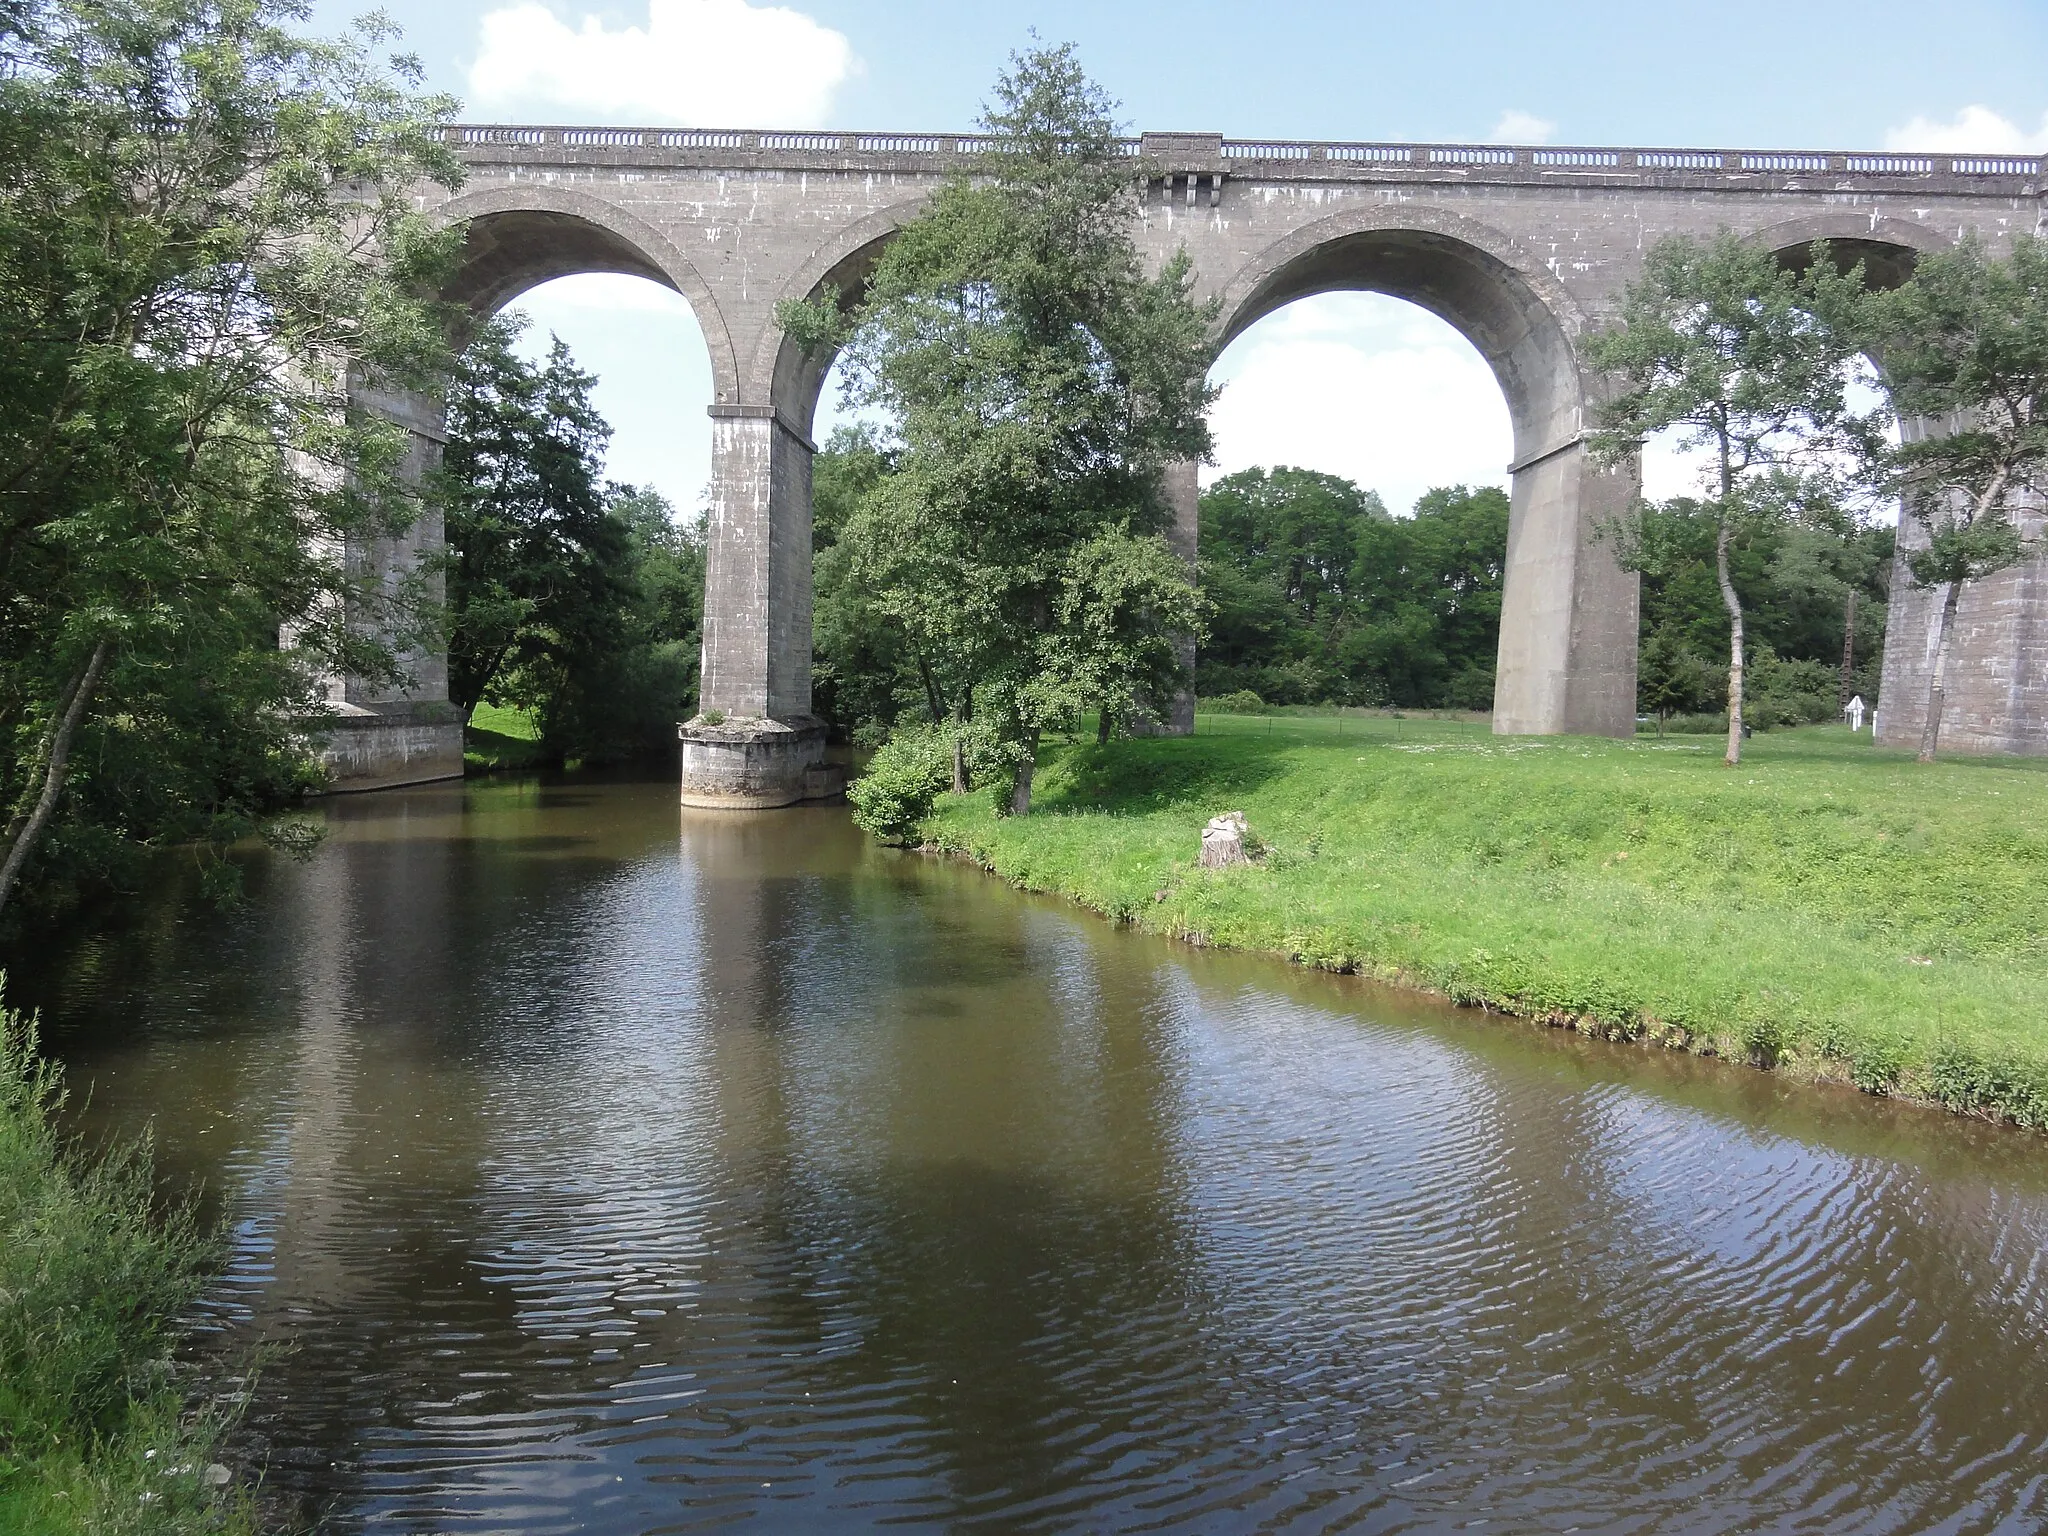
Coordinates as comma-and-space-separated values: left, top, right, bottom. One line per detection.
332, 0, 2048, 515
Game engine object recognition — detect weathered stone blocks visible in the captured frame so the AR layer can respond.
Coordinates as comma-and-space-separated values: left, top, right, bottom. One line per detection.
678, 716, 828, 808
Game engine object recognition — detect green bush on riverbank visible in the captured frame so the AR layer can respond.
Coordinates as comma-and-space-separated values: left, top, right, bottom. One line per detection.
0, 1005, 252, 1535
920, 720, 2048, 1127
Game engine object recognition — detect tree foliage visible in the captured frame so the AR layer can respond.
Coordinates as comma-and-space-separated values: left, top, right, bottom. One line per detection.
1631, 500, 1892, 731
441, 316, 703, 764
0, 0, 461, 923
1868, 233, 2048, 760
1586, 235, 1887, 764
1196, 470, 1507, 709
784, 42, 1213, 814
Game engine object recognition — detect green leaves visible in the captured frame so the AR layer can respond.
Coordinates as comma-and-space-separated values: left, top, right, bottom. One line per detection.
825, 43, 1214, 813
1871, 233, 2048, 594
0, 0, 461, 922
1586, 235, 1889, 507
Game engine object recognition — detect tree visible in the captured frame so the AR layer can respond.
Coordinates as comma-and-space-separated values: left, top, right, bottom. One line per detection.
1870, 234, 2048, 761
1586, 236, 1887, 765
0, 0, 460, 921
440, 317, 628, 735
784, 42, 1214, 815
1195, 473, 1508, 710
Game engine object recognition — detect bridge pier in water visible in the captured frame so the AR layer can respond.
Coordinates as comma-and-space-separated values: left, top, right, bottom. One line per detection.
680, 404, 831, 808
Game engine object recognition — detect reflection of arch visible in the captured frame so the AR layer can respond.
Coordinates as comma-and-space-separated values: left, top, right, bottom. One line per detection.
1746, 213, 1951, 289
1215, 204, 1590, 463
434, 184, 738, 403
752, 200, 927, 437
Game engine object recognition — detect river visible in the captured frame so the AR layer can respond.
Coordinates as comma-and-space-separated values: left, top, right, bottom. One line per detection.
18, 773, 2048, 1533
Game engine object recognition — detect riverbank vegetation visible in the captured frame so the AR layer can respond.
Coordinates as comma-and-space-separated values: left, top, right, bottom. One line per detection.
917, 718, 2048, 1128
0, 0, 459, 930
441, 318, 706, 768
0, 1003, 251, 1535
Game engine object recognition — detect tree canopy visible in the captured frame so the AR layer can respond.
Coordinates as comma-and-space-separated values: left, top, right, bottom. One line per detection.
1196, 470, 1506, 709
0, 0, 460, 920
787, 42, 1212, 817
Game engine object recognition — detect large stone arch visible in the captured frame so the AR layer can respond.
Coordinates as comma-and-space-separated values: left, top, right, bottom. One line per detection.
1215, 204, 1591, 461
1210, 204, 1635, 737
748, 200, 928, 437
1743, 212, 1952, 288
434, 183, 739, 404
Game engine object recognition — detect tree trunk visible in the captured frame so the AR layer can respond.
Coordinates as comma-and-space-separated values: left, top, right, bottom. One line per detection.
1716, 517, 1745, 767
1007, 729, 1039, 816
952, 690, 972, 794
0, 639, 111, 919
1918, 579, 1964, 763
916, 649, 946, 725
1096, 708, 1112, 744
1838, 589, 1857, 710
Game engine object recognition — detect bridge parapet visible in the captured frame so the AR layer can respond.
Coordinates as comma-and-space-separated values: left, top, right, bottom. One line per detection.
445, 124, 2046, 194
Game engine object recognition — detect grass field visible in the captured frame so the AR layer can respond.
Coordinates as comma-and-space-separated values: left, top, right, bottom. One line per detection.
464, 701, 547, 773
921, 714, 2048, 1128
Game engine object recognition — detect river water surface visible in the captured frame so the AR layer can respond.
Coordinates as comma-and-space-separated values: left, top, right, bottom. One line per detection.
20, 774, 2048, 1533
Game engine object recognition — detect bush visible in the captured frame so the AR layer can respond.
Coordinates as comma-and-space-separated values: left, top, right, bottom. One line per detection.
847, 727, 954, 843
0, 996, 253, 1534
1747, 649, 1840, 729
1199, 690, 1269, 715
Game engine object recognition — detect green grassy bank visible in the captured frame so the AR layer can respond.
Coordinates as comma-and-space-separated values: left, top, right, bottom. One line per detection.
463, 701, 547, 774
922, 716, 2048, 1128
0, 1005, 253, 1535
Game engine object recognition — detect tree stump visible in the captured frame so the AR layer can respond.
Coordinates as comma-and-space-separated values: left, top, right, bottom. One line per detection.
1200, 811, 1250, 868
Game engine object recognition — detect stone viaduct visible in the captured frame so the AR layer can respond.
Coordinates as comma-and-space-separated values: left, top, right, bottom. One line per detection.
320, 126, 2048, 801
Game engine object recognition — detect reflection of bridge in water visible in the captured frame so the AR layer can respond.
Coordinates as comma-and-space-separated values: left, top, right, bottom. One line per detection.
325, 130, 2048, 796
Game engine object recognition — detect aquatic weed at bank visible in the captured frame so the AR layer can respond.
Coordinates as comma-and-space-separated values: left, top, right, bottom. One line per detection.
0, 995, 261, 1535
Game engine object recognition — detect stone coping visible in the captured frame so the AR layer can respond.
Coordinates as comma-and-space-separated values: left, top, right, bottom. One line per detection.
444, 125, 2045, 196
677, 714, 827, 744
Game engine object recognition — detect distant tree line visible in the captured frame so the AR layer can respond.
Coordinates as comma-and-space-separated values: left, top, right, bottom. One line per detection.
441, 315, 704, 768
1194, 470, 1507, 710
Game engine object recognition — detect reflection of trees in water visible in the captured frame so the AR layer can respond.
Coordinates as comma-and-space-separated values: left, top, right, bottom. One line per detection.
21, 781, 2048, 1530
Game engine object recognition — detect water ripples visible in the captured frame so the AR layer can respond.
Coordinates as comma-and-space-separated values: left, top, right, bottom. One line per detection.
24, 779, 2048, 1533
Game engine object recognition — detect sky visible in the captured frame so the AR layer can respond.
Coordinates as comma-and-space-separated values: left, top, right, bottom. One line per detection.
328, 0, 2048, 516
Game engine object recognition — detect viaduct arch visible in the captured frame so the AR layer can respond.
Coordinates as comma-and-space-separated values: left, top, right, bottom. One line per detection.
324, 127, 2048, 799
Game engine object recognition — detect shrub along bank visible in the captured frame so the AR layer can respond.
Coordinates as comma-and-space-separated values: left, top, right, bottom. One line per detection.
917, 717, 2048, 1129
0, 1004, 252, 1535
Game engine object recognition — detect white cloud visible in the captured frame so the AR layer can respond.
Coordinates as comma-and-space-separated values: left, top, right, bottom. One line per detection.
1489, 109, 1555, 145
1204, 293, 1511, 516
468, 0, 855, 127
1883, 105, 2048, 154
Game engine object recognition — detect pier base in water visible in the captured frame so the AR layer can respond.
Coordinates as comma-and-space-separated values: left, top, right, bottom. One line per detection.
678, 716, 831, 809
